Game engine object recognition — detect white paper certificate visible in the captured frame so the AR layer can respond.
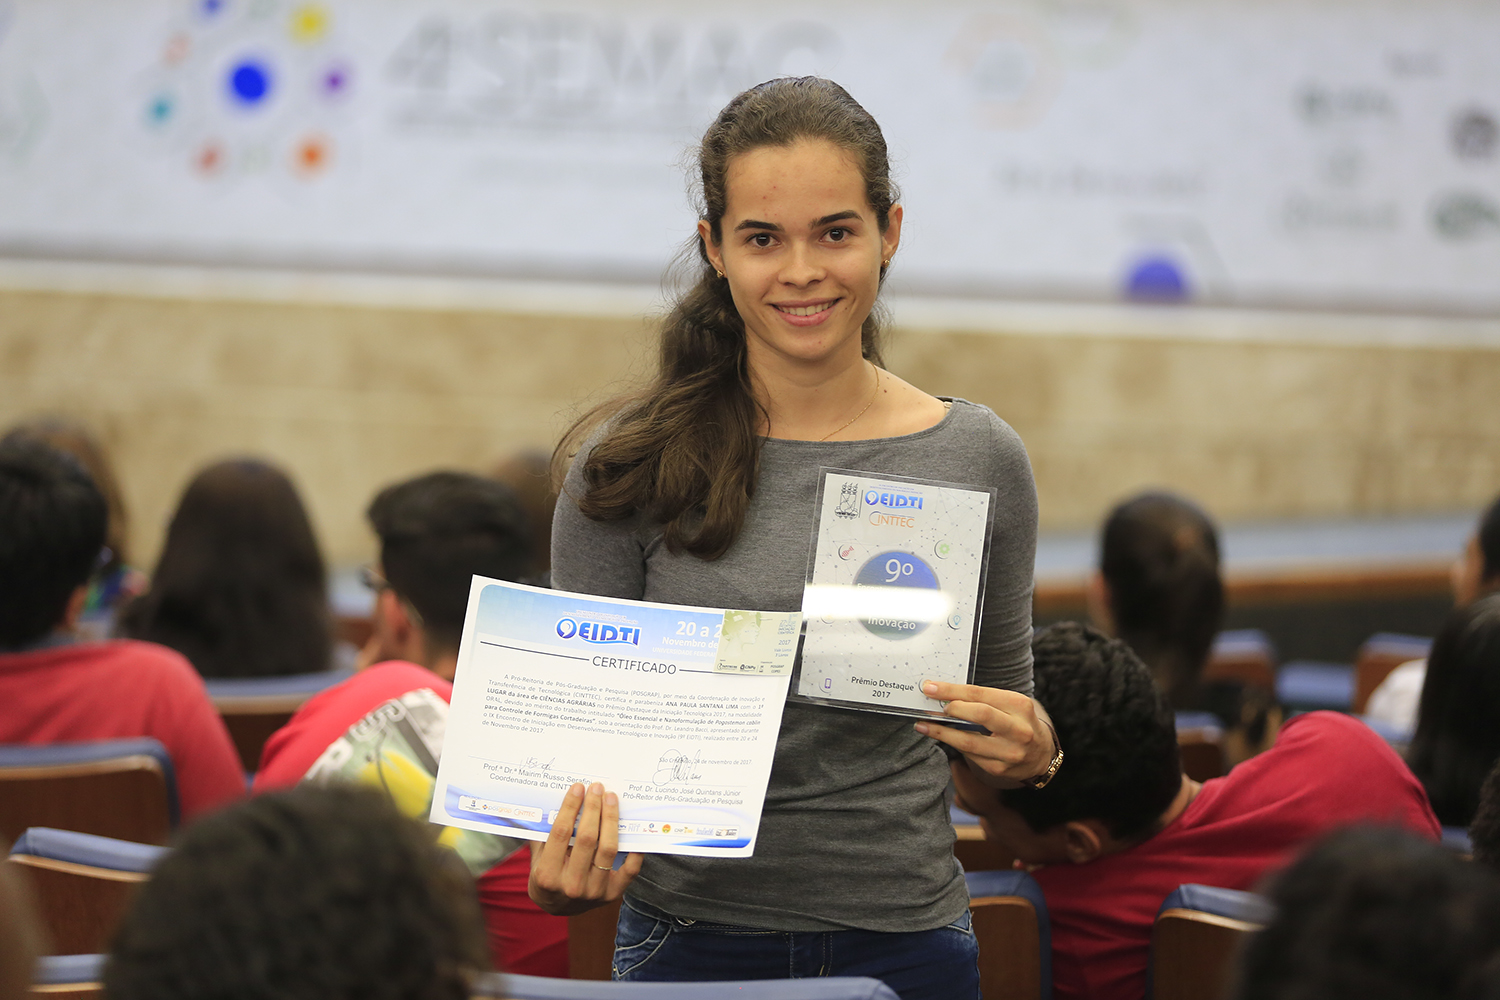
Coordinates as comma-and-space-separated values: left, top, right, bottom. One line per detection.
431, 578, 800, 857
794, 469, 996, 717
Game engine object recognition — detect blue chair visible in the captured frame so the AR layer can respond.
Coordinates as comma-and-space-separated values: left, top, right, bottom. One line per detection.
476, 975, 900, 999
205, 669, 353, 773
0, 738, 178, 845
1275, 660, 1354, 712
9, 828, 166, 955
966, 869, 1051, 1000
32, 953, 104, 998
1150, 885, 1271, 1000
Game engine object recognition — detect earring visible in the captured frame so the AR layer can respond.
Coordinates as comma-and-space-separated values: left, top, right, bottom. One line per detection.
715, 269, 725, 279
882, 258, 891, 268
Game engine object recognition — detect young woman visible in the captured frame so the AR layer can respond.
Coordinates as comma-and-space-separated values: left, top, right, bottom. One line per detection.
119, 458, 333, 678
530, 78, 1057, 997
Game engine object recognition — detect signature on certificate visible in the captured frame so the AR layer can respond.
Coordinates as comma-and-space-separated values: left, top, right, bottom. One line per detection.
522, 756, 555, 771
653, 748, 704, 785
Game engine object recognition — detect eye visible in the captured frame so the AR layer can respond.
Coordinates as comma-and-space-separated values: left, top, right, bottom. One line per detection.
826, 227, 848, 242
749, 232, 774, 248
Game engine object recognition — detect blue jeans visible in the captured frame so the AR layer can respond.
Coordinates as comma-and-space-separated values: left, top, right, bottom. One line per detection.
612, 896, 980, 1000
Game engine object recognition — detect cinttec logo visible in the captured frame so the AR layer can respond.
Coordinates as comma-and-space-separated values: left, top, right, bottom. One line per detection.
864, 489, 923, 511
555, 618, 641, 645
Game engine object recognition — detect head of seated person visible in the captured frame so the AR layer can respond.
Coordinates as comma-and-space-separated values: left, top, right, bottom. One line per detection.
1472, 758, 1500, 870
953, 621, 1188, 866
1231, 825, 1500, 1000
1091, 491, 1225, 710
118, 458, 331, 678
1407, 592, 1500, 827
1454, 494, 1500, 607
105, 784, 490, 1000
0, 438, 108, 651
361, 471, 532, 680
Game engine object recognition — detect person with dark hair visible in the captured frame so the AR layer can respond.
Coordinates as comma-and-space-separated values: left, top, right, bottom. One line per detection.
1, 418, 146, 635
1231, 826, 1500, 1000
254, 471, 564, 976
950, 622, 1439, 1000
118, 459, 332, 678
1470, 758, 1500, 869
542, 77, 1051, 996
1368, 493, 1500, 733
0, 438, 243, 819
105, 784, 491, 1000
1091, 490, 1280, 763
1406, 592, 1500, 827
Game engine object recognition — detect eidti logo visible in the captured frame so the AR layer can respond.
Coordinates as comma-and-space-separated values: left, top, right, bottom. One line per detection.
834, 482, 861, 520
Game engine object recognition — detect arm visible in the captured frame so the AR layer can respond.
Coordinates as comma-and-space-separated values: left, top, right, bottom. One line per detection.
550, 442, 649, 600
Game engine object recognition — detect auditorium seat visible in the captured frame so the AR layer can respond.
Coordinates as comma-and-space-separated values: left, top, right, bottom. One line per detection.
568, 899, 622, 981
1149, 884, 1272, 1000
965, 869, 1051, 1000
1441, 826, 1473, 857
1174, 714, 1227, 782
0, 739, 177, 846
205, 669, 353, 773
475, 973, 901, 999
8, 828, 164, 955
31, 954, 103, 999
1351, 632, 1432, 714
951, 803, 1017, 872
1204, 629, 1278, 690
1275, 661, 1354, 712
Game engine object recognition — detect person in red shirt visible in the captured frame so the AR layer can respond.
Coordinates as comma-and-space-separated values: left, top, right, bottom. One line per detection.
951, 622, 1441, 1000
254, 471, 567, 977
0, 438, 244, 822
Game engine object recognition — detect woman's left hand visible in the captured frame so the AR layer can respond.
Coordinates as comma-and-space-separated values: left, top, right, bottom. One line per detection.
914, 680, 1056, 787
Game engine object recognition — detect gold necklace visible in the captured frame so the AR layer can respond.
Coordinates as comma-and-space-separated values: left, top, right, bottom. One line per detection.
820, 364, 881, 441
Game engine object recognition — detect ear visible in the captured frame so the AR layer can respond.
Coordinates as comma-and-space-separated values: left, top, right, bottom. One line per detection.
1061, 820, 1107, 864
1086, 572, 1114, 635
360, 589, 416, 668
881, 203, 903, 266
698, 219, 726, 277
60, 585, 89, 630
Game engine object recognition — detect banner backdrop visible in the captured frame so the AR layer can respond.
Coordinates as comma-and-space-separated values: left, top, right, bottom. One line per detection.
0, 0, 1496, 313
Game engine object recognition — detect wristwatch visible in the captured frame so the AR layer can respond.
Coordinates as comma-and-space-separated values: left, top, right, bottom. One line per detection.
1023, 719, 1064, 789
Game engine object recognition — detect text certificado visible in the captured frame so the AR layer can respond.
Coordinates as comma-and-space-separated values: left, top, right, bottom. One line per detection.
431, 578, 801, 858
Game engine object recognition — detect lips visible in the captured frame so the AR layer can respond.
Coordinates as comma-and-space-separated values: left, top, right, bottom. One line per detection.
772, 300, 838, 326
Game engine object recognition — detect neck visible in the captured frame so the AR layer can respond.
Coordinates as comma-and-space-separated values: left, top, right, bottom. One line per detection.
427, 648, 459, 682
749, 347, 876, 440
1155, 773, 1201, 831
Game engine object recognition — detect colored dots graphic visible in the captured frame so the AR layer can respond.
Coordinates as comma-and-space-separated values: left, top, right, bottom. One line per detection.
162, 32, 191, 65
289, 4, 329, 44
145, 93, 175, 127
292, 134, 331, 176
1125, 256, 1190, 302
227, 57, 273, 107
195, 140, 225, 175
319, 62, 351, 98
200, 0, 226, 18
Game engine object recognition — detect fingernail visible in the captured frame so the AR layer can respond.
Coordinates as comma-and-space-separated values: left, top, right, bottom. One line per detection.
605, 792, 619, 807
914, 723, 930, 736
922, 681, 938, 695
590, 782, 605, 795
566, 784, 583, 800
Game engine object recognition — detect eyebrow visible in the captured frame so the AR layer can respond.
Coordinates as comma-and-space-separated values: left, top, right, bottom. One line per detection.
733, 210, 864, 233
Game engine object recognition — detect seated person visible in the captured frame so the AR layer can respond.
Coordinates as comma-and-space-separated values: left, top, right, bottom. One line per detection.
105, 785, 492, 1000
1406, 592, 1500, 827
1091, 491, 1279, 764
951, 622, 1440, 1000
1231, 826, 1500, 1000
254, 471, 567, 977
0, 438, 244, 820
1470, 757, 1500, 869
1368, 493, 1500, 732
118, 459, 333, 678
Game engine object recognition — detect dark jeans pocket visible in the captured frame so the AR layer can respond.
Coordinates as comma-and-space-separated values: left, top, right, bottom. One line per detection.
613, 897, 673, 979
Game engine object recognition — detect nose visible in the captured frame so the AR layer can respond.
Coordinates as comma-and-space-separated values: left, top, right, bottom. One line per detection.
777, 242, 825, 287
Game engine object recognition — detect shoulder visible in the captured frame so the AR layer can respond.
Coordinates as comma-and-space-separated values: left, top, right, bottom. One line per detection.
300, 661, 453, 717
76, 639, 206, 688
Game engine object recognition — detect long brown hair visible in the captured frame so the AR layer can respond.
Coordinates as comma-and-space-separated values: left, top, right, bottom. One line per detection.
557, 77, 900, 560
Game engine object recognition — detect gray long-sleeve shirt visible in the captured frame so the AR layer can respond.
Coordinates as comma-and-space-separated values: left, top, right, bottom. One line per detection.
551, 399, 1038, 932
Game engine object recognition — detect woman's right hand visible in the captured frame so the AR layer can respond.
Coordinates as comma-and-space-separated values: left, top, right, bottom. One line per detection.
528, 781, 644, 916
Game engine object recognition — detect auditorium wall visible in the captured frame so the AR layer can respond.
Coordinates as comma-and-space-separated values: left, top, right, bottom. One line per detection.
3, 285, 1498, 566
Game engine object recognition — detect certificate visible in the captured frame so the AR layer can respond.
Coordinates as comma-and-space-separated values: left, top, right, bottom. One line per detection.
793, 469, 996, 719
431, 578, 800, 857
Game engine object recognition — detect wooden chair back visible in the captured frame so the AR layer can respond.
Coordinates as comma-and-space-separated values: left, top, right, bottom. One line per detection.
212, 694, 304, 774
971, 895, 1044, 1000
7, 855, 145, 956
31, 984, 103, 1000
567, 898, 622, 981
1203, 630, 1277, 691
0, 754, 172, 847
953, 823, 1017, 873
1151, 908, 1261, 1000
1177, 729, 1228, 782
